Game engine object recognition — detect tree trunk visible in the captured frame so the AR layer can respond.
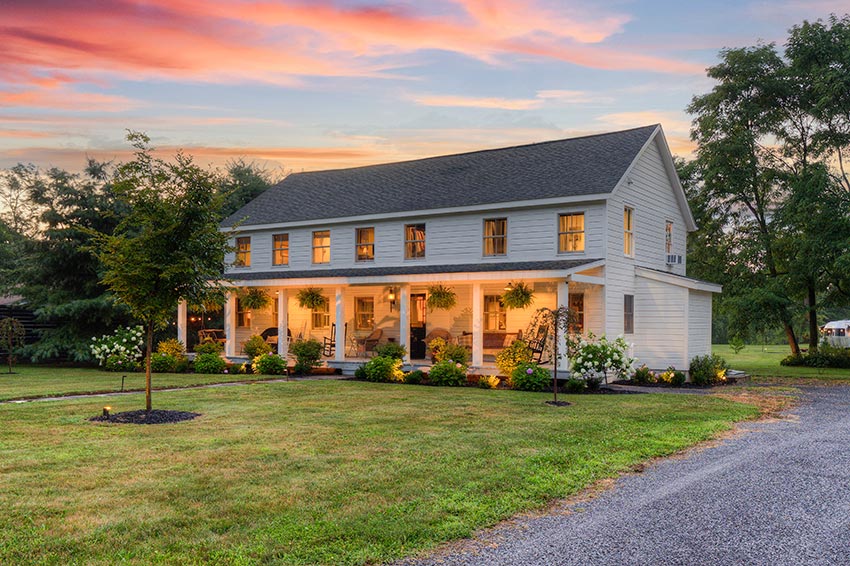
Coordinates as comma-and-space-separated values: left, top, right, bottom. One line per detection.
146, 321, 153, 412
784, 322, 800, 355
808, 284, 819, 352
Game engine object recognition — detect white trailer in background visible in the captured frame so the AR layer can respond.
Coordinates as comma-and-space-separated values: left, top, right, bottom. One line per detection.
822, 320, 850, 348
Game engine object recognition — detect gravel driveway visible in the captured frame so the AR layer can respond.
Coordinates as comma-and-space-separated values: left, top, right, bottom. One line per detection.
400, 386, 850, 566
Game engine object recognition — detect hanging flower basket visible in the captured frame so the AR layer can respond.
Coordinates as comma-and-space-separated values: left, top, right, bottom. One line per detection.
427, 284, 457, 311
501, 281, 534, 309
297, 287, 326, 310
240, 288, 271, 310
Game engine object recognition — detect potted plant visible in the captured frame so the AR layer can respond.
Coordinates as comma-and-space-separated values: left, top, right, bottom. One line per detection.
427, 284, 457, 311
501, 281, 534, 309
240, 288, 271, 310
297, 287, 326, 310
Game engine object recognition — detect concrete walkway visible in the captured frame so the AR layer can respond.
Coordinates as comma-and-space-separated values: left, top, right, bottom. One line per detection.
400, 386, 850, 566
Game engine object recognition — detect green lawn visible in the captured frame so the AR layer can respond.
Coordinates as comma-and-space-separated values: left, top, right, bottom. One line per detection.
713, 344, 850, 381
0, 381, 758, 565
0, 365, 271, 401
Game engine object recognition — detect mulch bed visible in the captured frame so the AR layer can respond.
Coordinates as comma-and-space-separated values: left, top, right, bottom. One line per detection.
89, 409, 201, 425
610, 378, 738, 389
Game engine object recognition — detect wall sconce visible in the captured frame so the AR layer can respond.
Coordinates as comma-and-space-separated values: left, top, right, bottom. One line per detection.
387, 287, 397, 312
504, 282, 514, 291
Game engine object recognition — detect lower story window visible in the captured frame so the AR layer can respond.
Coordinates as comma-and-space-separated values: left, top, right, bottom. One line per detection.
236, 298, 251, 328
624, 294, 634, 334
312, 298, 330, 329
484, 295, 506, 331
355, 297, 375, 330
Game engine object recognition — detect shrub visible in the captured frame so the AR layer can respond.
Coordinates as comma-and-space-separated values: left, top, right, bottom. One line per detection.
150, 352, 178, 373
803, 345, 850, 368
157, 338, 186, 358
427, 337, 447, 360
780, 353, 804, 366
571, 333, 634, 381
243, 334, 271, 360
632, 364, 655, 385
511, 363, 550, 391
252, 353, 287, 375
354, 364, 367, 380
90, 325, 144, 371
374, 342, 407, 360
565, 377, 586, 393
404, 369, 425, 385
689, 354, 729, 386
195, 341, 223, 355
728, 335, 745, 354
436, 342, 469, 365
289, 339, 323, 375
428, 360, 467, 386
658, 367, 686, 387
361, 356, 404, 382
585, 376, 602, 391
496, 340, 532, 377
478, 375, 500, 389
194, 353, 227, 374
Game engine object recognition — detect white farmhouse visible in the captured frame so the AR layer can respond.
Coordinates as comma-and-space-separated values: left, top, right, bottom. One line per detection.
179, 125, 720, 373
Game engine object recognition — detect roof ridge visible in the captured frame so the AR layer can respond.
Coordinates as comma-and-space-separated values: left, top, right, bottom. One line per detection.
293, 124, 659, 177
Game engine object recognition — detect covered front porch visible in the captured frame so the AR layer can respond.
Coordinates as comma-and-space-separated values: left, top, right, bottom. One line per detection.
177, 262, 605, 374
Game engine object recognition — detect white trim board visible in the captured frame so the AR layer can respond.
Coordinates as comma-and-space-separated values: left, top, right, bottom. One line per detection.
635, 266, 722, 293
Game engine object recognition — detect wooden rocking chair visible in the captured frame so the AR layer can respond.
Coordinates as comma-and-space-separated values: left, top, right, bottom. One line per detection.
322, 323, 347, 356
527, 325, 549, 364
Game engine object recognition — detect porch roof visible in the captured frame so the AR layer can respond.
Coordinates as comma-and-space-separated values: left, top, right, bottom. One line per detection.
228, 258, 602, 284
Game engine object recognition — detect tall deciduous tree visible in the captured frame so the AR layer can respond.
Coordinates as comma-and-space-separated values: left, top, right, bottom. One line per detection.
219, 159, 281, 219
90, 133, 229, 411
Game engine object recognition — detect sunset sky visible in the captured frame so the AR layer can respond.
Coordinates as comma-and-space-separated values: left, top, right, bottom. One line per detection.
1, 0, 846, 173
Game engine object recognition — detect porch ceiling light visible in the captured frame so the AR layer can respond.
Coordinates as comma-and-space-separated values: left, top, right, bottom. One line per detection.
504, 282, 514, 291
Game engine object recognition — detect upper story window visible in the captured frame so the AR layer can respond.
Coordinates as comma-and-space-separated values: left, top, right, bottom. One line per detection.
356, 227, 375, 262
483, 218, 507, 256
558, 213, 585, 253
235, 236, 251, 267
355, 297, 375, 330
623, 206, 635, 257
312, 230, 330, 264
624, 294, 634, 334
665, 221, 673, 255
272, 233, 289, 266
484, 295, 506, 331
405, 223, 426, 259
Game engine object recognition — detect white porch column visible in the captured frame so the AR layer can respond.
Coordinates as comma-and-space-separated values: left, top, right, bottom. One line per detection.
472, 282, 483, 368
399, 284, 410, 363
224, 291, 236, 358
177, 300, 188, 347
277, 289, 288, 358
557, 279, 570, 374
335, 286, 345, 362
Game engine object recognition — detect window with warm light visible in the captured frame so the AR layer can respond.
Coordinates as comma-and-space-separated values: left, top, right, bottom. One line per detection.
355, 297, 375, 330
483, 218, 507, 256
355, 227, 375, 262
665, 221, 673, 255
312, 230, 330, 264
235, 236, 251, 267
272, 233, 289, 266
236, 298, 251, 327
484, 295, 506, 330
311, 297, 330, 329
404, 223, 426, 259
624, 206, 634, 257
558, 213, 585, 253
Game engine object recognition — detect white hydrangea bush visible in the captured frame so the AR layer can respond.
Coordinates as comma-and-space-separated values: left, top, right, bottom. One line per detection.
90, 325, 144, 371
570, 332, 634, 382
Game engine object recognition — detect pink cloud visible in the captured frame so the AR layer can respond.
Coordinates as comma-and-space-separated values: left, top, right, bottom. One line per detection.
412, 94, 543, 110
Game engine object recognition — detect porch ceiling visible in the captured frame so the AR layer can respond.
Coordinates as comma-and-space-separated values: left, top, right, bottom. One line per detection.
228, 258, 603, 286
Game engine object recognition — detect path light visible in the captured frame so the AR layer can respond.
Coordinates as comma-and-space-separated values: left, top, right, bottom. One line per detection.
102, 406, 111, 419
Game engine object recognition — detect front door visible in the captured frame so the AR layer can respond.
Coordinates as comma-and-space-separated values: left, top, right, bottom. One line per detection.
410, 293, 427, 359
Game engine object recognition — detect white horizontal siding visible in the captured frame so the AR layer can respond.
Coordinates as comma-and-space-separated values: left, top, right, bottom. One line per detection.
633, 276, 688, 369
688, 290, 712, 361
224, 203, 606, 276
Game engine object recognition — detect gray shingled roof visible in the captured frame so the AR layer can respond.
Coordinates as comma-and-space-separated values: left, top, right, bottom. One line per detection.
222, 125, 658, 227
227, 259, 601, 281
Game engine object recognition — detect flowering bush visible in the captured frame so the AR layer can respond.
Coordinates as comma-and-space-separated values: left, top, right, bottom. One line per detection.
495, 340, 532, 377
90, 326, 144, 371
428, 360, 467, 386
510, 363, 550, 391
658, 367, 686, 387
477, 375, 500, 389
252, 353, 287, 375
570, 333, 633, 382
632, 364, 655, 385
